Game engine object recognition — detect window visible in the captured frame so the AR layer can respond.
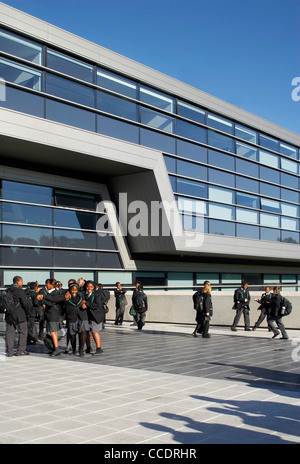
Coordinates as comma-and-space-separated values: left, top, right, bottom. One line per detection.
97, 69, 137, 99
46, 99, 96, 131
181, 214, 206, 233
260, 166, 280, 183
97, 271, 132, 285
208, 130, 234, 153
55, 189, 98, 210
260, 182, 280, 199
177, 119, 207, 143
54, 249, 96, 268
164, 155, 176, 173
53, 209, 97, 230
177, 101, 206, 124
208, 149, 235, 171
209, 186, 234, 205
0, 86, 44, 117
53, 229, 97, 249
281, 217, 298, 231
281, 158, 298, 174
140, 86, 174, 112
209, 203, 235, 221
259, 150, 279, 169
260, 212, 279, 228
176, 179, 207, 198
140, 128, 176, 153
2, 181, 53, 205
47, 49, 94, 83
177, 196, 206, 215
281, 203, 298, 218
236, 158, 259, 178
236, 176, 259, 194
221, 273, 241, 284
97, 115, 139, 144
97, 90, 138, 121
141, 107, 174, 133
177, 159, 207, 180
235, 124, 257, 144
209, 218, 234, 236
177, 139, 207, 163
236, 192, 259, 209
209, 168, 235, 188
136, 272, 166, 287
260, 198, 281, 213
260, 134, 279, 152
281, 187, 298, 203
236, 223, 259, 240
0, 28, 42, 65
46, 73, 95, 107
236, 142, 258, 161
55, 271, 94, 287
280, 143, 297, 159
168, 272, 193, 288
3, 247, 52, 267
2, 224, 53, 247
4, 270, 50, 286
0, 57, 42, 90
260, 227, 280, 242
2, 203, 52, 226
281, 230, 299, 243
196, 273, 220, 285
208, 114, 233, 134
281, 172, 298, 190
236, 208, 258, 224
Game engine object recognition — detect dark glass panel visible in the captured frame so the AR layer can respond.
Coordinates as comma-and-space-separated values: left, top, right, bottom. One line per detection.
97, 115, 139, 144
0, 86, 44, 117
97, 91, 138, 121
209, 219, 235, 237
208, 149, 235, 171
209, 168, 235, 188
164, 155, 176, 173
236, 223, 259, 240
2, 224, 53, 247
0, 28, 42, 64
177, 119, 207, 144
2, 181, 52, 205
46, 99, 96, 131
281, 230, 299, 244
177, 101, 206, 124
54, 229, 96, 249
97, 68, 137, 99
208, 130, 234, 153
53, 209, 97, 230
176, 179, 207, 198
2, 246, 52, 266
176, 140, 207, 163
97, 252, 122, 269
259, 134, 279, 152
177, 159, 207, 181
3, 203, 52, 226
54, 249, 97, 268
260, 227, 281, 242
55, 189, 98, 210
140, 128, 176, 154
47, 49, 94, 83
236, 176, 259, 193
236, 158, 259, 177
46, 73, 95, 107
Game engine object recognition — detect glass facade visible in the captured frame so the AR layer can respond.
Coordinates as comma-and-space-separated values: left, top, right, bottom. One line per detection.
0, 25, 299, 251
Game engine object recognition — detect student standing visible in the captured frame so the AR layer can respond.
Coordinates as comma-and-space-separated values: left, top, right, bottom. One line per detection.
5, 276, 30, 357
231, 281, 251, 331
64, 283, 89, 357
268, 286, 289, 340
132, 282, 148, 330
199, 281, 213, 338
114, 282, 127, 325
84, 281, 105, 355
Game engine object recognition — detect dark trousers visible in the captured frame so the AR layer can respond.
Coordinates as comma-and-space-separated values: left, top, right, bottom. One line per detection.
6, 321, 27, 356
254, 310, 267, 328
232, 306, 250, 330
135, 312, 146, 330
115, 303, 126, 325
268, 316, 288, 339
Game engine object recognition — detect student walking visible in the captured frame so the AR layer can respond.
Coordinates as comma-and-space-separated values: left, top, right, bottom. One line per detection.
132, 282, 148, 330
268, 286, 289, 340
253, 286, 273, 330
201, 281, 213, 338
231, 281, 251, 331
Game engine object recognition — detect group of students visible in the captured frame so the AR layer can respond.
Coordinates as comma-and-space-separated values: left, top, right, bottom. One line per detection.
2, 276, 148, 358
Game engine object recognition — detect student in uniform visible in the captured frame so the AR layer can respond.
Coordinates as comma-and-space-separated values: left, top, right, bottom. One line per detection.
132, 281, 148, 331
84, 281, 105, 355
64, 283, 89, 357
268, 286, 289, 340
114, 282, 127, 325
231, 281, 251, 332
253, 286, 273, 330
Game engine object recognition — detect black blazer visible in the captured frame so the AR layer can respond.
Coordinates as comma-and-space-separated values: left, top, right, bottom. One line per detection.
6, 286, 30, 325
234, 288, 251, 310
85, 290, 105, 324
42, 289, 66, 322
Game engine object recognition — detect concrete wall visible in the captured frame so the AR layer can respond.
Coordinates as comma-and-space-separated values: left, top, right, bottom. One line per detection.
106, 291, 300, 330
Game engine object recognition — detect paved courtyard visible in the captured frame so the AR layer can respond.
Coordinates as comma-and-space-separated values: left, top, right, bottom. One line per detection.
0, 323, 299, 444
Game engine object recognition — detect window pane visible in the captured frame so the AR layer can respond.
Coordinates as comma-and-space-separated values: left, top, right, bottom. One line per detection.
236, 223, 259, 239
209, 203, 235, 220
54, 229, 97, 249
0, 28, 42, 65
53, 209, 97, 230
236, 176, 259, 193
176, 179, 207, 198
260, 227, 280, 242
177, 196, 206, 215
236, 142, 258, 160
281, 217, 298, 231
176, 140, 207, 163
177, 159, 207, 180
3, 225, 53, 246
2, 181, 52, 205
97, 234, 117, 251
0, 86, 44, 117
54, 271, 94, 288
4, 269, 50, 286
97, 68, 137, 99
140, 128, 176, 153
260, 182, 280, 199
209, 186, 234, 204
46, 73, 95, 107
281, 157, 298, 174
98, 252, 122, 269
0, 57, 42, 90
264, 274, 280, 284
236, 158, 259, 177
3, 247, 52, 266
55, 189, 98, 210
281, 188, 298, 203
164, 155, 176, 173
141, 107, 174, 133
196, 273, 220, 284
208, 114, 233, 134
236, 192, 259, 209
260, 134, 279, 152
177, 119, 207, 143
177, 101, 206, 124
260, 198, 281, 213
140, 86, 174, 112
181, 214, 206, 233
236, 208, 258, 224
260, 212, 279, 228
281, 203, 298, 217
47, 49, 93, 83
281, 230, 299, 243
259, 150, 279, 168
208, 149, 235, 171
209, 168, 235, 187
208, 130, 234, 153
260, 166, 280, 183
97, 115, 139, 144
97, 90, 138, 121
46, 99, 96, 131
3, 203, 52, 226
54, 249, 96, 268
280, 143, 297, 159
222, 273, 241, 284
281, 172, 298, 189
97, 271, 132, 285
168, 272, 193, 288
235, 124, 257, 144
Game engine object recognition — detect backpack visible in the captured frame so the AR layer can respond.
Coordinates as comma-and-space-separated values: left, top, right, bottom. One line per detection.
0, 290, 19, 315
280, 297, 292, 317
193, 291, 203, 311
134, 291, 146, 311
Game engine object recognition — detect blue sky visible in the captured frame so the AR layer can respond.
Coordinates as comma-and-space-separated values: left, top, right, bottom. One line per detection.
2, 0, 300, 134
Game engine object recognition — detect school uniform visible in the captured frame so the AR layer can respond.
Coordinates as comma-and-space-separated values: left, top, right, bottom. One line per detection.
268, 293, 288, 339
5, 285, 30, 357
42, 288, 65, 333
85, 290, 105, 333
231, 287, 251, 331
65, 294, 89, 335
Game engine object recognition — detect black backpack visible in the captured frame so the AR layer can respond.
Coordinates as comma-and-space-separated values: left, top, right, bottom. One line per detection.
193, 291, 203, 311
0, 291, 19, 315
280, 297, 292, 317
134, 291, 146, 311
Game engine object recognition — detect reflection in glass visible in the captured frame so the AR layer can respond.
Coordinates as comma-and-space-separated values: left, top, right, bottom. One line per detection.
209, 186, 234, 205
141, 107, 174, 133
260, 198, 281, 213
97, 68, 137, 99
55, 189, 98, 210
208, 130, 234, 153
140, 86, 174, 112
54, 209, 97, 230
235, 124, 257, 144
281, 158, 298, 174
98, 115, 139, 144
236, 208, 258, 224
236, 223, 259, 239
47, 49, 94, 83
209, 219, 235, 236
236, 192, 259, 209
177, 119, 207, 143
280, 143, 297, 159
281, 217, 298, 231
0, 28, 42, 64
259, 150, 278, 169
281, 230, 299, 244
46, 73, 95, 107
2, 181, 52, 205
54, 229, 96, 249
260, 227, 280, 242
177, 159, 207, 180
177, 101, 206, 124
3, 247, 52, 266
236, 142, 258, 160
0, 58, 42, 90
176, 179, 207, 198
209, 203, 235, 221
260, 212, 279, 228
140, 128, 176, 153
2, 225, 53, 247
260, 134, 279, 152
97, 91, 138, 121
3, 203, 52, 226
208, 114, 233, 134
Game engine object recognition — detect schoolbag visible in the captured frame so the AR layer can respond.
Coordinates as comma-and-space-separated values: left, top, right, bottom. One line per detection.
280, 297, 292, 317
193, 291, 203, 311
135, 291, 146, 310
0, 290, 19, 315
